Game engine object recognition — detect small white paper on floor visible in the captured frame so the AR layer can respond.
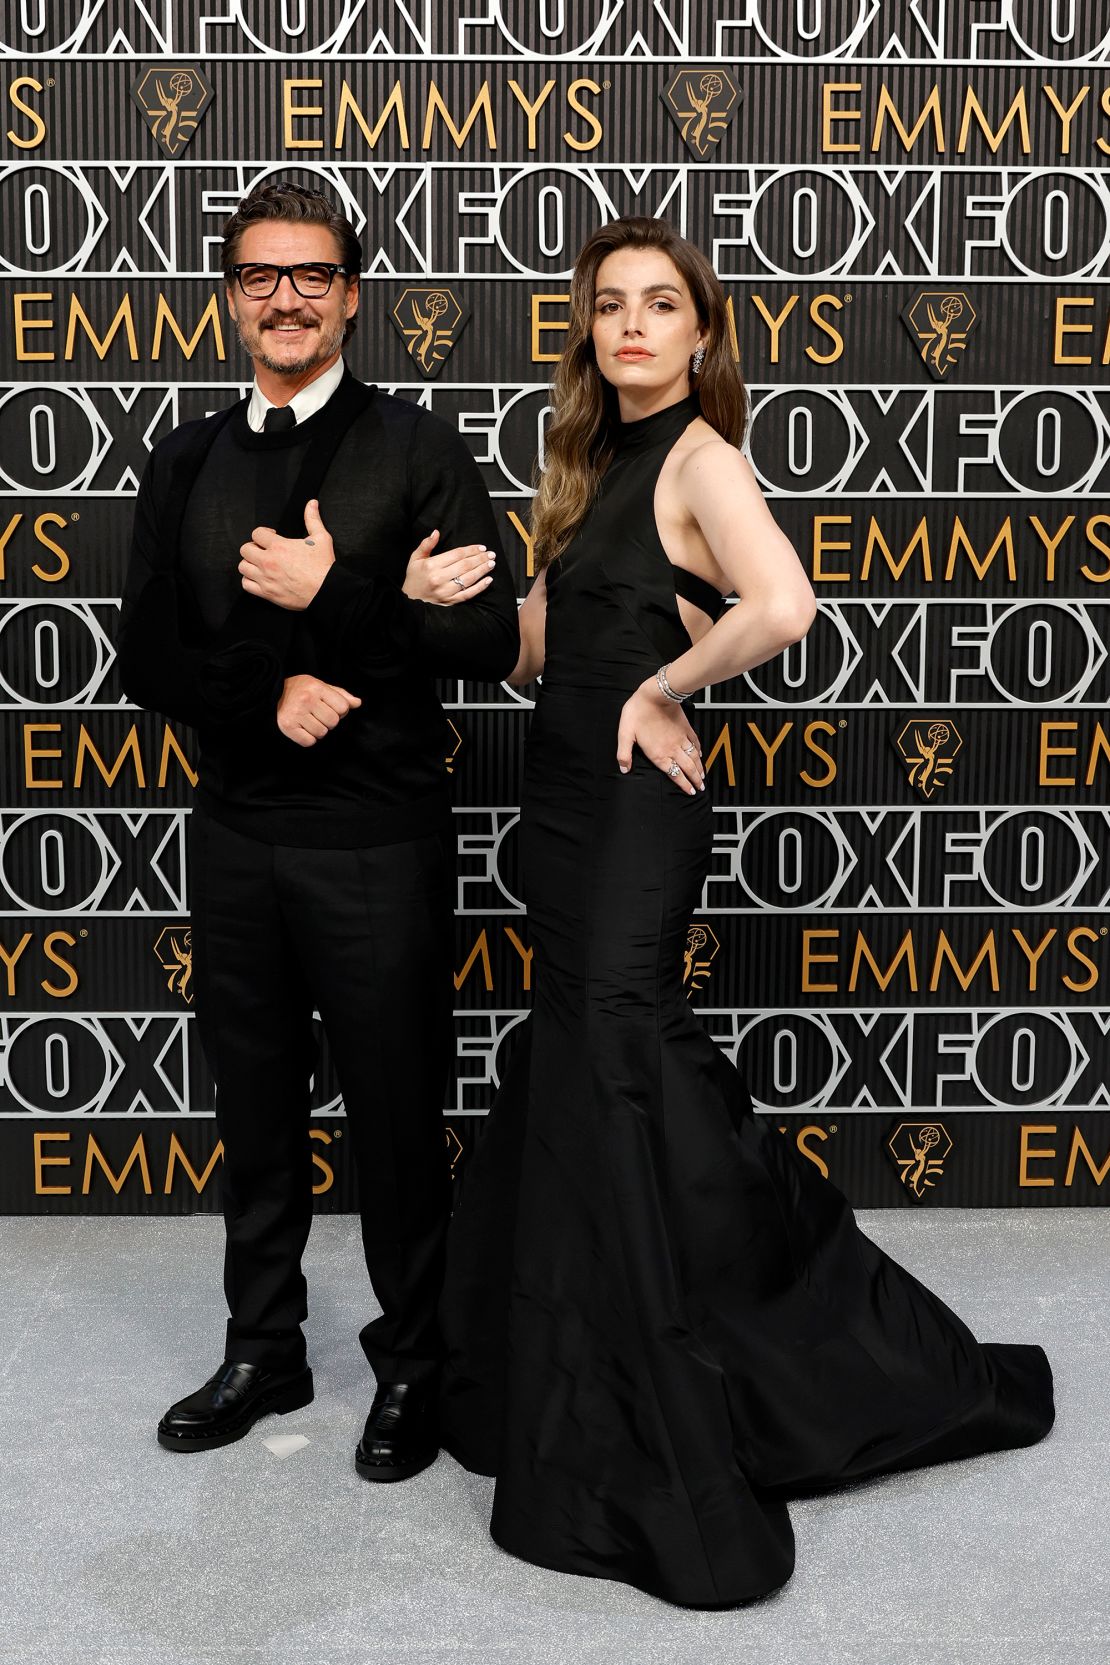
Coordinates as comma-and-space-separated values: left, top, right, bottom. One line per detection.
260, 1433, 310, 1459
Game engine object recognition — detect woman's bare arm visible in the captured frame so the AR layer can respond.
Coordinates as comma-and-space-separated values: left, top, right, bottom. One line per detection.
508, 566, 548, 686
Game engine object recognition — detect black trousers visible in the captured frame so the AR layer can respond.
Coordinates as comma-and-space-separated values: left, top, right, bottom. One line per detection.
188, 807, 454, 1383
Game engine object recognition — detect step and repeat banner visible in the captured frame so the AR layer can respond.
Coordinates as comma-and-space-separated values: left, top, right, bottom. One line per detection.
1, 1, 1108, 1213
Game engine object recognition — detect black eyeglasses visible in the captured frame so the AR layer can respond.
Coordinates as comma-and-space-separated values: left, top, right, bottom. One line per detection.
229, 262, 351, 299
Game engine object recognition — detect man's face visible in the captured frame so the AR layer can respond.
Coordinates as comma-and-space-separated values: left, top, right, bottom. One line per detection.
226, 222, 359, 378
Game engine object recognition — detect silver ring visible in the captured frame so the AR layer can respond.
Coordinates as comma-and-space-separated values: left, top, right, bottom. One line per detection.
452, 575, 466, 590
682, 740, 697, 756
667, 760, 681, 779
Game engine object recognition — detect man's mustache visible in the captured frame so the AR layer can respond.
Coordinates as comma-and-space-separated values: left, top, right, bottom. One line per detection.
258, 313, 319, 330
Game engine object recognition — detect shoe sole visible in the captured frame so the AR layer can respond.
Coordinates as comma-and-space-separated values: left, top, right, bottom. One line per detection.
157, 1370, 314, 1452
354, 1445, 438, 1483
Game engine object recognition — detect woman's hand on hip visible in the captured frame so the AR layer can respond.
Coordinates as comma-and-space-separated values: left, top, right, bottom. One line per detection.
616, 677, 704, 795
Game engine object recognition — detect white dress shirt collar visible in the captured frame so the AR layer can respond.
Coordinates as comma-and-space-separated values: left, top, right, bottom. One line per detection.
246, 356, 345, 433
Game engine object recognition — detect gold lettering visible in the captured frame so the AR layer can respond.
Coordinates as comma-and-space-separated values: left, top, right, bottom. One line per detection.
422, 80, 496, 151
1011, 928, 1056, 992
944, 515, 1016, 583
1054, 296, 1093, 365
82, 1133, 152, 1196
334, 80, 409, 150
506, 510, 536, 578
929, 930, 999, 993
13, 291, 53, 361
157, 725, 198, 790
0, 511, 20, 579
1063, 926, 1099, 993
1028, 514, 1074, 582
957, 86, 1031, 154
1084, 722, 1110, 787
1064, 1126, 1110, 1187
530, 292, 569, 363
1018, 1124, 1056, 1187
283, 77, 323, 149
807, 294, 844, 364
849, 930, 917, 993
1042, 83, 1089, 154
703, 723, 736, 787
152, 293, 224, 361
822, 82, 861, 153
74, 725, 145, 790
1099, 87, 1110, 156
800, 721, 837, 789
6, 76, 46, 148
64, 293, 139, 362
564, 78, 603, 151
32, 512, 70, 582
750, 293, 798, 364
42, 931, 78, 999
33, 1131, 71, 1195
870, 84, 944, 152
310, 1127, 335, 1194
24, 722, 63, 789
1083, 514, 1110, 582
802, 928, 839, 994
164, 1134, 223, 1193
795, 1125, 830, 1180
1038, 720, 1077, 787
748, 720, 792, 787
862, 517, 933, 583
0, 933, 33, 996
454, 930, 493, 992
507, 78, 555, 149
812, 515, 851, 582
504, 925, 532, 991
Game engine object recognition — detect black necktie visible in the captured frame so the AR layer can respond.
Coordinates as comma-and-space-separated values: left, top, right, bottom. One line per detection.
263, 405, 296, 432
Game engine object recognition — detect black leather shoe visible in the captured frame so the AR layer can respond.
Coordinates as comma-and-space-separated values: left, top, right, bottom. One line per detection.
157, 1361, 313, 1452
355, 1382, 438, 1482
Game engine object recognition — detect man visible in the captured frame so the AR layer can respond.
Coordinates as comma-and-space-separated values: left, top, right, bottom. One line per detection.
117, 181, 518, 1479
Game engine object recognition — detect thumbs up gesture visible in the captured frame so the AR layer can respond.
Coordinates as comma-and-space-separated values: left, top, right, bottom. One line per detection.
239, 497, 336, 611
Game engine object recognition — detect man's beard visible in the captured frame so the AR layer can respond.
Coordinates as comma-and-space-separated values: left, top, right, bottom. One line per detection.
235, 309, 347, 376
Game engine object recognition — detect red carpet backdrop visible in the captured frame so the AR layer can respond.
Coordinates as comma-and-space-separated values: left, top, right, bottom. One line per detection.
0, 1, 1108, 1212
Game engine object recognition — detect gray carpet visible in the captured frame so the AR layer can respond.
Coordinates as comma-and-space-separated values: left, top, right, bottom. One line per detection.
0, 1210, 1105, 1665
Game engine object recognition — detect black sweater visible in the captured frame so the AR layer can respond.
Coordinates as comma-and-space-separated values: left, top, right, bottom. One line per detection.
117, 370, 519, 847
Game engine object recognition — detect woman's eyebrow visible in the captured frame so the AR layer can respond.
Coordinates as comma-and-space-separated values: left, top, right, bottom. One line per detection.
595, 283, 683, 298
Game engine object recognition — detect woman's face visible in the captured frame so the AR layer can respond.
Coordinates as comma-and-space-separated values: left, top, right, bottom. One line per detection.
590, 246, 705, 411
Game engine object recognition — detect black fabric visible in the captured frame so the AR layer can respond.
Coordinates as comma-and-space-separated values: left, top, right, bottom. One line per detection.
263, 405, 296, 432
118, 369, 519, 848
188, 807, 455, 1382
439, 395, 1055, 1608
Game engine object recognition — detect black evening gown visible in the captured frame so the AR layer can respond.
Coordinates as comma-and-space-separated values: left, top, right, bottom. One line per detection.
439, 394, 1054, 1609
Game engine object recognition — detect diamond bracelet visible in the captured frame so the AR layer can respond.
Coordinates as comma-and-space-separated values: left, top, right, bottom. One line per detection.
656, 663, 692, 704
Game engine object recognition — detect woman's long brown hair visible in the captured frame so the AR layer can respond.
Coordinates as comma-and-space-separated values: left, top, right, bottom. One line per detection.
531, 217, 747, 569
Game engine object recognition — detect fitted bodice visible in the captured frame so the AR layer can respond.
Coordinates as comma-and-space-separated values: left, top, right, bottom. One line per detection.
542, 394, 725, 694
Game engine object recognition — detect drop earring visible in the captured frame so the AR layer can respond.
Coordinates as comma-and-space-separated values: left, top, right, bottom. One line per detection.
691, 343, 706, 375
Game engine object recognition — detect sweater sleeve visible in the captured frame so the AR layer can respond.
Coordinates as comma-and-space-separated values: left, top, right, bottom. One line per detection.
116, 445, 292, 730
302, 411, 520, 687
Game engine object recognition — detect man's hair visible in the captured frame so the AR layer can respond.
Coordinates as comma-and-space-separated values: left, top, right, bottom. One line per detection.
221, 182, 362, 338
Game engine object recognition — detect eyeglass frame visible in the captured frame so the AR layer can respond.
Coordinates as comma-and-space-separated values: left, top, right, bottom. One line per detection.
228, 261, 353, 299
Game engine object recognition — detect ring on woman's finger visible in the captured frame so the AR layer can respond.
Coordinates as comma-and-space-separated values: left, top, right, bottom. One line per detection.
682, 739, 697, 756
452, 575, 466, 590
667, 759, 681, 778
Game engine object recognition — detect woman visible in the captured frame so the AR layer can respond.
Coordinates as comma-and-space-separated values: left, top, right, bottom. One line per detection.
411, 218, 1054, 1609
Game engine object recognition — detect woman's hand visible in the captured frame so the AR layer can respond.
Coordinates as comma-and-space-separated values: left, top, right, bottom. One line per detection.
403, 528, 496, 604
615, 676, 704, 795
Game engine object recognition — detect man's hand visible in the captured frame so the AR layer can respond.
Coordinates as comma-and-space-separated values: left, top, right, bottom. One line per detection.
276, 674, 361, 747
239, 499, 335, 610
403, 527, 496, 605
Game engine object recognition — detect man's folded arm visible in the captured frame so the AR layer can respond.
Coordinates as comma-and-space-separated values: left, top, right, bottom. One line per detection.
303, 412, 519, 687
116, 450, 291, 730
